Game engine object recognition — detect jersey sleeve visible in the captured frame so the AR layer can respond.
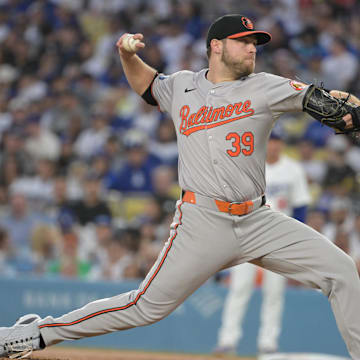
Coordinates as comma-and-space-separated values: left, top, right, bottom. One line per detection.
290, 161, 311, 208
263, 73, 310, 118
151, 71, 182, 113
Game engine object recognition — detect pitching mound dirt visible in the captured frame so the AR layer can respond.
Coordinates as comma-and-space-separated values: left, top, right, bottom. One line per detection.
1, 347, 253, 360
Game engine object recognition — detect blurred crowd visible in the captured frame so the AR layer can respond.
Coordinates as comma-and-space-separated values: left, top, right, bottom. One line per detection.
0, 0, 359, 282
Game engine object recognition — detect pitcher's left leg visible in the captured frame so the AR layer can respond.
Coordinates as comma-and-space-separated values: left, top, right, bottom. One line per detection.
255, 218, 360, 359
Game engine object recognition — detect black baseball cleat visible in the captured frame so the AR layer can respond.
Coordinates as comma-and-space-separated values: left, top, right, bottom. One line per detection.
0, 314, 45, 359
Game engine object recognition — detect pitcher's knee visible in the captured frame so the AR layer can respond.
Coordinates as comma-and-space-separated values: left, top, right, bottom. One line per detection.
135, 297, 174, 325
326, 253, 358, 296
142, 308, 169, 325
336, 253, 357, 280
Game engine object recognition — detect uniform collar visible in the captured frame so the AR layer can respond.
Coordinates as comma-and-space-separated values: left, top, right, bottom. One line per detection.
197, 68, 253, 90
196, 69, 213, 94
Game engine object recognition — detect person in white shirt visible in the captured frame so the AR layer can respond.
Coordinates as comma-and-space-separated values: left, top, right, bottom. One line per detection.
24, 115, 60, 161
73, 110, 110, 159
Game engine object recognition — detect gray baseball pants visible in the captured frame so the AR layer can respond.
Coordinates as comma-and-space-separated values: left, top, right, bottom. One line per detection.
38, 200, 360, 359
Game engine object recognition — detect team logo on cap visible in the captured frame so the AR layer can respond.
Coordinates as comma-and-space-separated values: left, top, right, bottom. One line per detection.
241, 17, 254, 30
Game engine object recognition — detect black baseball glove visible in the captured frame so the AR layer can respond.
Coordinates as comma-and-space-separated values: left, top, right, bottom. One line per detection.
303, 85, 360, 134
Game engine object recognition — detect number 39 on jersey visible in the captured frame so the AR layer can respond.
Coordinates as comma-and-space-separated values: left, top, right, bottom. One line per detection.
226, 131, 254, 157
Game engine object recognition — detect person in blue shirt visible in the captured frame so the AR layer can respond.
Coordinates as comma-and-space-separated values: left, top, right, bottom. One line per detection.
106, 129, 162, 194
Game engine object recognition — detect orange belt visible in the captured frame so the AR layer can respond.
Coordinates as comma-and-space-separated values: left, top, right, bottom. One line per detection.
182, 191, 265, 216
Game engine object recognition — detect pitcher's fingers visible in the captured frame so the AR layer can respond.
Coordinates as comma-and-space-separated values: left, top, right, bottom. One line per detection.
343, 113, 353, 128
116, 33, 130, 47
133, 33, 144, 40
135, 42, 145, 49
116, 37, 123, 48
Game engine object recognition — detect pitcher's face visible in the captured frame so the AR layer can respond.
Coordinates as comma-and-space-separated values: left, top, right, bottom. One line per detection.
220, 35, 257, 79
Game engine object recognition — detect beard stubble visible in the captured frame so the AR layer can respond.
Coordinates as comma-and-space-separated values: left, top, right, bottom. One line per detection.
221, 45, 255, 79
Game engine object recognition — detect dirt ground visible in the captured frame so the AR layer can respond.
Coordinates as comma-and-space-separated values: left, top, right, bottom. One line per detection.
0, 347, 254, 360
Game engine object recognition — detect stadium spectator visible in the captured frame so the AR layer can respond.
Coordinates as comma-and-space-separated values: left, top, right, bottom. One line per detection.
0, 157, 23, 207
45, 90, 85, 138
70, 172, 111, 226
321, 37, 358, 91
88, 227, 137, 281
158, 20, 192, 73
299, 54, 324, 86
66, 160, 88, 200
322, 197, 354, 243
142, 43, 167, 74
290, 26, 326, 65
73, 73, 103, 110
0, 192, 42, 273
56, 137, 77, 175
47, 175, 73, 220
302, 119, 334, 148
133, 101, 162, 139
306, 208, 327, 234
136, 224, 163, 278
16, 74, 47, 104
151, 165, 178, 218
31, 224, 62, 275
322, 136, 358, 197
107, 129, 162, 194
74, 214, 113, 276
334, 229, 350, 254
73, 109, 111, 160
271, 49, 298, 79
24, 114, 61, 161
0, 128, 32, 177
149, 118, 178, 166
10, 159, 56, 211
48, 215, 91, 279
298, 138, 327, 185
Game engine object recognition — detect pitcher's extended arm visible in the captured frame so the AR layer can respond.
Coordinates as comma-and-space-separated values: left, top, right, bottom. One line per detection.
116, 33, 157, 96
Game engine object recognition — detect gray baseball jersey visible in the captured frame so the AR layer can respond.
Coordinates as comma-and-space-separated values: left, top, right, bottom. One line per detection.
152, 70, 307, 201
37, 70, 360, 359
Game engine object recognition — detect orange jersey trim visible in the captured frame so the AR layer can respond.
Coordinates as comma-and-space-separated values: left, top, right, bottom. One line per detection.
39, 201, 185, 329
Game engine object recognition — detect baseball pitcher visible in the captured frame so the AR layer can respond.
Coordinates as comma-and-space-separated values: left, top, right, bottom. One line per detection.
1, 14, 360, 360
